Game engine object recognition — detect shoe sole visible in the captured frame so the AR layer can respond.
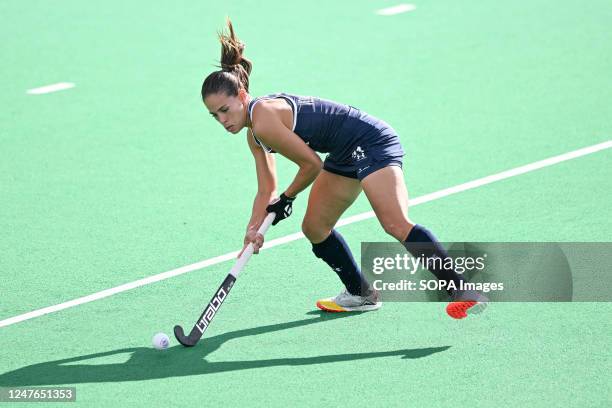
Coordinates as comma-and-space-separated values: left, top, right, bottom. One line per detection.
446, 301, 488, 319
316, 299, 382, 313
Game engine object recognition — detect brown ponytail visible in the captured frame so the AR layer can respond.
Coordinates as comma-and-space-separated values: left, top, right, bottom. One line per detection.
202, 18, 252, 100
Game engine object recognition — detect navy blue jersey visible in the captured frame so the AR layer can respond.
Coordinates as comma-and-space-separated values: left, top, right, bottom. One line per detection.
247, 93, 404, 164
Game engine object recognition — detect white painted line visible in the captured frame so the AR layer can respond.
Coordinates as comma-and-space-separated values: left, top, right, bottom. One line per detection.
27, 82, 75, 95
377, 4, 416, 16
1, 140, 610, 328
408, 140, 612, 206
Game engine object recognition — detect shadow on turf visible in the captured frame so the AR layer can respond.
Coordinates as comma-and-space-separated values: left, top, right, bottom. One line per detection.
0, 311, 450, 386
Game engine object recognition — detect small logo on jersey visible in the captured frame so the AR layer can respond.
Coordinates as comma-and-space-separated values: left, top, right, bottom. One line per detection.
352, 146, 367, 161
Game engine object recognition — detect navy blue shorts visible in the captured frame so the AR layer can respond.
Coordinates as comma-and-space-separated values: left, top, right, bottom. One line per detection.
323, 133, 405, 181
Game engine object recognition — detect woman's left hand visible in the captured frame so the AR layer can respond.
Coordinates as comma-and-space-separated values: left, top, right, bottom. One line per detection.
266, 193, 295, 225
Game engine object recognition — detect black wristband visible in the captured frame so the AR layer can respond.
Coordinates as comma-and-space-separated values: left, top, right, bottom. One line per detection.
281, 192, 295, 202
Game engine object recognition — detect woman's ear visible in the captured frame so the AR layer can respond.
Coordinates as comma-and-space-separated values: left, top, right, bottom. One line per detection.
238, 88, 248, 104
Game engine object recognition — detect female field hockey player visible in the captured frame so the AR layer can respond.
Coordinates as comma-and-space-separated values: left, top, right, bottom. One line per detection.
202, 20, 486, 319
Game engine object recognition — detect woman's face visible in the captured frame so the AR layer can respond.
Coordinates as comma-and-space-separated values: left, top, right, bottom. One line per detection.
203, 90, 249, 134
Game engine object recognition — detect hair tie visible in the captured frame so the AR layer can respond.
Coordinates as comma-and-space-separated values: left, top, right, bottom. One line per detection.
221, 63, 234, 71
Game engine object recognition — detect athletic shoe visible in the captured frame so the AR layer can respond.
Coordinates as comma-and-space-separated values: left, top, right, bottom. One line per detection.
316, 288, 382, 312
446, 289, 489, 319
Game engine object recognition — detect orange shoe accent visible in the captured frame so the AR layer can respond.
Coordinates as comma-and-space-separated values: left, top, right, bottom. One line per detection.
316, 300, 347, 312
446, 301, 477, 319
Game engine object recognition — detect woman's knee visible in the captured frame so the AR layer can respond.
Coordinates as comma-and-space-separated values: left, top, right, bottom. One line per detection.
380, 218, 413, 241
302, 217, 332, 243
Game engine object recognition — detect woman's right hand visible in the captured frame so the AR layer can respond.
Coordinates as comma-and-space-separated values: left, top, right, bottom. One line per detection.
238, 229, 264, 258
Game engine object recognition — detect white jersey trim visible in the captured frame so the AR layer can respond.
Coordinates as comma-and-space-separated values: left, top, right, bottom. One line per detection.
248, 94, 297, 152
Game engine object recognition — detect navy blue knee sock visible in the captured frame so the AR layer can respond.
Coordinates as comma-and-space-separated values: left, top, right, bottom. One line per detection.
312, 229, 370, 296
403, 224, 464, 295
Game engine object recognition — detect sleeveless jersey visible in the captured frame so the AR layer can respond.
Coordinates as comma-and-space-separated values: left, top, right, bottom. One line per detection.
247, 93, 401, 162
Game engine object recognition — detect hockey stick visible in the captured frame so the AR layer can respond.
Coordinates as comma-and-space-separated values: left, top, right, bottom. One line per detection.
174, 212, 276, 347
